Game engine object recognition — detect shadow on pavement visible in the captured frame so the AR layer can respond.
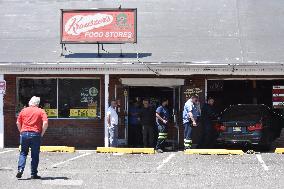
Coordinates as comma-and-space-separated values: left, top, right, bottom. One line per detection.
18, 176, 69, 181
65, 52, 152, 59
41, 176, 69, 180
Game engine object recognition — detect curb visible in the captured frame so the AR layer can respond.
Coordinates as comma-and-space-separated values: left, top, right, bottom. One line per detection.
19, 146, 75, 153
275, 148, 284, 154
184, 149, 244, 155
96, 147, 155, 154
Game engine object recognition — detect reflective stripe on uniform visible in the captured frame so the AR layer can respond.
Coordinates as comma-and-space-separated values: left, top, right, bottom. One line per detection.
158, 133, 168, 139
159, 133, 168, 136
184, 139, 192, 147
184, 139, 192, 143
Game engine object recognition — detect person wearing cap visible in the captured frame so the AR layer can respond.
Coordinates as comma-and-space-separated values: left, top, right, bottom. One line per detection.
182, 94, 201, 150
16, 96, 48, 179
155, 98, 170, 153
107, 99, 119, 147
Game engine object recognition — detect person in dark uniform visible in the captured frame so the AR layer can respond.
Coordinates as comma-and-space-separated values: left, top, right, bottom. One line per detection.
140, 99, 155, 147
200, 97, 217, 148
155, 98, 170, 153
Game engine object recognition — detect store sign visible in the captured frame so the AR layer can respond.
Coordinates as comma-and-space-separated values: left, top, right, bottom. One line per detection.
0, 80, 6, 94
70, 109, 97, 118
272, 86, 284, 108
61, 9, 137, 44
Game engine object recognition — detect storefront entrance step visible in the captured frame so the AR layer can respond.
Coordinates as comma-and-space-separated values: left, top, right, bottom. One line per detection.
184, 149, 244, 155
18, 146, 75, 153
96, 147, 155, 154
275, 148, 284, 154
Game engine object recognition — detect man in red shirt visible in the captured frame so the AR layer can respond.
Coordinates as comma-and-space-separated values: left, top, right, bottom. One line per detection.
16, 96, 48, 179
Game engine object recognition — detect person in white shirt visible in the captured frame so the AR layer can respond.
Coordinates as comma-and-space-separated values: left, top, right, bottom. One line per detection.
107, 99, 119, 147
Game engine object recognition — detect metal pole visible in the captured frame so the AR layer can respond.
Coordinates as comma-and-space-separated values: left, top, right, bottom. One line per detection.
0, 74, 4, 149
104, 74, 109, 147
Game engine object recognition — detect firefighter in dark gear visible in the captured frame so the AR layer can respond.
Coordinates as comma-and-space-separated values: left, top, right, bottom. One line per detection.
199, 97, 217, 148
155, 98, 170, 153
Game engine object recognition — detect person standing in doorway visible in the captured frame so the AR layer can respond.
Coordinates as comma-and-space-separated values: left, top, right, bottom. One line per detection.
156, 98, 170, 153
182, 95, 201, 150
16, 96, 48, 179
200, 97, 217, 148
107, 99, 119, 147
128, 100, 142, 147
140, 99, 155, 148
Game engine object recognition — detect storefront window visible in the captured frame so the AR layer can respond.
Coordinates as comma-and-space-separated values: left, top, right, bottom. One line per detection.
58, 79, 100, 118
17, 79, 57, 117
17, 78, 101, 119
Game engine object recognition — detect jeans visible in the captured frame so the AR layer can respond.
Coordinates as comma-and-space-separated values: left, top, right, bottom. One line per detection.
156, 124, 168, 150
184, 122, 193, 149
109, 124, 118, 147
18, 131, 41, 176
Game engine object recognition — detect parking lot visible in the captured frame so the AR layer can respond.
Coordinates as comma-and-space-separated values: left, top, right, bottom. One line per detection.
0, 149, 284, 189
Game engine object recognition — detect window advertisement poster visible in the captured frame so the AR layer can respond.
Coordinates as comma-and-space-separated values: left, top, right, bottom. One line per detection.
273, 86, 284, 109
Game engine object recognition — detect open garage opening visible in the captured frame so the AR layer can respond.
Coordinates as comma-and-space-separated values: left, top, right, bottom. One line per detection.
207, 79, 284, 114
207, 79, 284, 150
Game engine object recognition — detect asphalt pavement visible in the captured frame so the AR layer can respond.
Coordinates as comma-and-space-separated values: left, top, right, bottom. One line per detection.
0, 149, 284, 189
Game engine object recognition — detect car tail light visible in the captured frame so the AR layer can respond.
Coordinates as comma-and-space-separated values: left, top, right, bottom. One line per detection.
214, 123, 226, 132
247, 123, 263, 131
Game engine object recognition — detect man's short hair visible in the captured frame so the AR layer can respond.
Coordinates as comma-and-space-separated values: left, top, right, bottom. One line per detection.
143, 98, 149, 102
110, 99, 117, 102
207, 97, 214, 101
191, 94, 199, 99
29, 96, 40, 107
161, 98, 168, 103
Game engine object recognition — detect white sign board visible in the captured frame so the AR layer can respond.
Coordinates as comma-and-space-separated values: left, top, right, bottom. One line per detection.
272, 86, 284, 109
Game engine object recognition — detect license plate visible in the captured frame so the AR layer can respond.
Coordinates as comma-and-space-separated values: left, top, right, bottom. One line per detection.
233, 127, 242, 132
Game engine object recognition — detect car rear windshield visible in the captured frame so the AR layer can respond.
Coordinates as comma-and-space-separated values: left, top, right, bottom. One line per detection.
222, 106, 264, 121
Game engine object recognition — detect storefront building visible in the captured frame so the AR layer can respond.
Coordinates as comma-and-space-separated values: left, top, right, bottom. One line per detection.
1, 0, 284, 148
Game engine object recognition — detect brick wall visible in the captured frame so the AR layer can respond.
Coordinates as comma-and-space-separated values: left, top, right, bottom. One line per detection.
4, 74, 105, 148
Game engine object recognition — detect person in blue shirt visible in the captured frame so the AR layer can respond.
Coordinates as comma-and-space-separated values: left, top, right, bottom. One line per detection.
128, 100, 142, 147
183, 94, 201, 150
155, 98, 170, 153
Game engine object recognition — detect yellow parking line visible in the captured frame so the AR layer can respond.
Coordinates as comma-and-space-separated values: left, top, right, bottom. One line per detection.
275, 148, 284, 154
184, 149, 244, 155
96, 147, 155, 154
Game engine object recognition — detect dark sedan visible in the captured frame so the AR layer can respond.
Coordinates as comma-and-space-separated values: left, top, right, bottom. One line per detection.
215, 104, 284, 149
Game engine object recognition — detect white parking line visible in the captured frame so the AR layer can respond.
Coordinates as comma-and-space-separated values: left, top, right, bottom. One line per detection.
157, 153, 176, 170
256, 154, 269, 171
0, 150, 14, 154
51, 153, 92, 168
